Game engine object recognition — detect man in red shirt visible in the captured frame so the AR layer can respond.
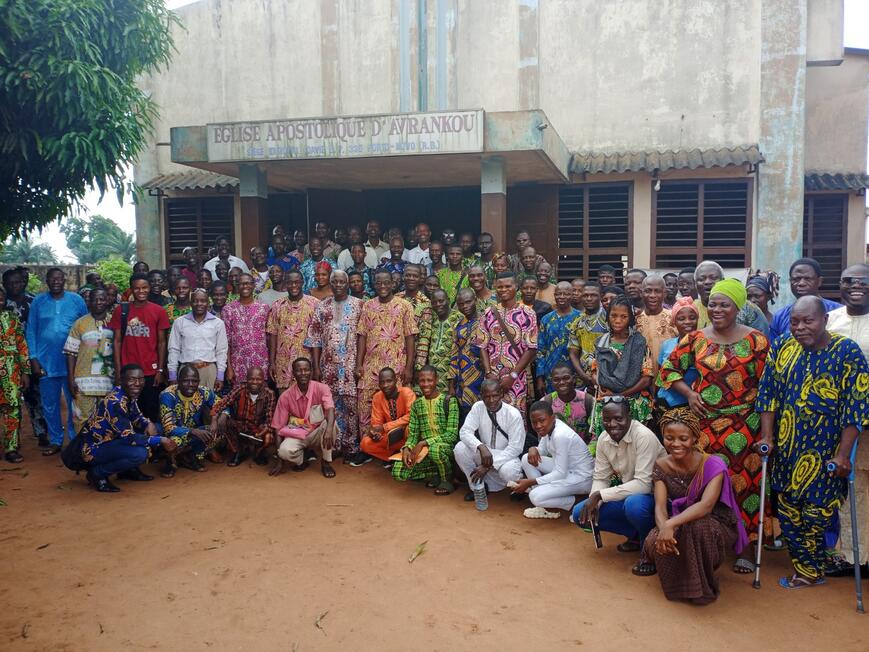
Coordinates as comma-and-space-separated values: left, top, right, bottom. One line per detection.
109, 272, 170, 421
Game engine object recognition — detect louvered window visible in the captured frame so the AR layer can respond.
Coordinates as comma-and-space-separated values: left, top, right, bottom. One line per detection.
164, 198, 235, 264
803, 195, 846, 299
653, 180, 752, 268
557, 184, 631, 282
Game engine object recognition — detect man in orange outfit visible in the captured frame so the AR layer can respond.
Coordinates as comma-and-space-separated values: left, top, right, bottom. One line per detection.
360, 367, 416, 465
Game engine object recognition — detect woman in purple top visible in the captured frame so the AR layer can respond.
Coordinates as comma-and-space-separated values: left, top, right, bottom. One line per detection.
638, 408, 748, 604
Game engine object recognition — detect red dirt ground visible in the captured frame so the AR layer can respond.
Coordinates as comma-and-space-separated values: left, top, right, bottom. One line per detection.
1, 435, 867, 651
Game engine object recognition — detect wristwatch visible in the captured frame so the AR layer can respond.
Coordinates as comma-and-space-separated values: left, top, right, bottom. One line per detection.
509, 371, 519, 380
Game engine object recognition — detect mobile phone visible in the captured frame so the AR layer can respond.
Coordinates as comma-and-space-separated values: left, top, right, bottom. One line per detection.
590, 520, 603, 549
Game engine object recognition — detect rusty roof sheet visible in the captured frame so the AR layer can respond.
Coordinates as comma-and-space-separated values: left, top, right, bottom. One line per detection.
570, 145, 764, 175
141, 171, 238, 190
804, 171, 869, 192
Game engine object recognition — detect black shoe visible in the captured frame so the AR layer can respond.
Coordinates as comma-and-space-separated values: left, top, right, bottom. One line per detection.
254, 452, 269, 466
117, 467, 154, 482
509, 492, 527, 502
37, 435, 50, 448
227, 451, 249, 467
305, 450, 318, 462
87, 470, 120, 493
349, 452, 372, 467
464, 491, 475, 502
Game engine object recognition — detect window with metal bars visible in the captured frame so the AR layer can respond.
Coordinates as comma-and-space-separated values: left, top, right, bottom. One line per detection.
164, 197, 235, 264
652, 179, 752, 269
557, 184, 631, 282
803, 194, 846, 299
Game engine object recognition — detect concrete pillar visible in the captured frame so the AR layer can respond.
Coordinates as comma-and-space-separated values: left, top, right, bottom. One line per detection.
757, 0, 807, 305
481, 156, 507, 251
132, 141, 164, 266
239, 164, 269, 259
632, 177, 652, 268
846, 193, 866, 266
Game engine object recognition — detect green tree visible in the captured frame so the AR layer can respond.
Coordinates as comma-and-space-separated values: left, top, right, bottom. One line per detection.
60, 214, 136, 264
0, 0, 178, 239
94, 258, 133, 292
0, 236, 58, 264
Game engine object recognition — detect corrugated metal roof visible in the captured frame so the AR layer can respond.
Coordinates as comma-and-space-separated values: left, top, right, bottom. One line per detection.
570, 145, 764, 175
804, 171, 869, 192
141, 171, 238, 190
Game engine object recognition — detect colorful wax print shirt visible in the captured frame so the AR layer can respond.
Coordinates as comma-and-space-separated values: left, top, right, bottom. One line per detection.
26, 292, 87, 377
300, 258, 324, 293
436, 267, 470, 304
635, 309, 677, 364
266, 295, 319, 388
221, 300, 271, 380
63, 315, 114, 396
81, 387, 159, 462
356, 297, 418, 391
164, 302, 192, 325
756, 333, 869, 506
212, 384, 276, 435
450, 314, 484, 409
160, 385, 217, 439
305, 296, 364, 397
567, 308, 609, 373
0, 311, 28, 406
397, 291, 433, 370
537, 308, 582, 392
427, 311, 462, 391
475, 304, 538, 403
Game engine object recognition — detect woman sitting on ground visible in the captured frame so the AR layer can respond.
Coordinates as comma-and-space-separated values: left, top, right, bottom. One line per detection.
637, 408, 747, 605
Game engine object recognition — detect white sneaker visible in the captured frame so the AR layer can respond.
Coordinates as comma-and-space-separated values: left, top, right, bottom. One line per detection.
523, 506, 560, 519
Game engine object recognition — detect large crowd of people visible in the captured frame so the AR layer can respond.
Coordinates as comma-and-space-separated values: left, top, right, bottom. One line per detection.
1, 219, 867, 606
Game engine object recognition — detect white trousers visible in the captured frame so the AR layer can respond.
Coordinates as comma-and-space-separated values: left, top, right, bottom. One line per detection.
521, 454, 592, 511
453, 441, 522, 492
277, 421, 333, 465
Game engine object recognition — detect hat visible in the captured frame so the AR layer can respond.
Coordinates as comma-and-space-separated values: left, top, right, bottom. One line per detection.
709, 278, 747, 310
670, 296, 699, 326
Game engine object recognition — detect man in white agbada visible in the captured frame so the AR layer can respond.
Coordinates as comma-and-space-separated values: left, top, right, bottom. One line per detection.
454, 379, 524, 501
514, 400, 593, 519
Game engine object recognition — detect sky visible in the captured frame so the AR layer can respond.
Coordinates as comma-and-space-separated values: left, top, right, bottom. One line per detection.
31, 0, 869, 262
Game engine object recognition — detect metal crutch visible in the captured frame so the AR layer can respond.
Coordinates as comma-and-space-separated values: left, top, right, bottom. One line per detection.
846, 441, 864, 614
827, 441, 864, 613
753, 443, 771, 589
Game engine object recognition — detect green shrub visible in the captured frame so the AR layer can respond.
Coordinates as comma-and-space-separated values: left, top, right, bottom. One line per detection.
95, 258, 133, 292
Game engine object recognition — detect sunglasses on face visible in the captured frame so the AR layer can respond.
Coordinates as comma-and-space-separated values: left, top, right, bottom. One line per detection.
840, 277, 868, 287
600, 395, 628, 405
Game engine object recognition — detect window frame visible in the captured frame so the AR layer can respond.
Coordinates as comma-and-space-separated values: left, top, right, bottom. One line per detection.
163, 196, 236, 266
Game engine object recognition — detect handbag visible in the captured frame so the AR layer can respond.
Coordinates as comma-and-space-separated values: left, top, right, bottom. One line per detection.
283, 388, 324, 439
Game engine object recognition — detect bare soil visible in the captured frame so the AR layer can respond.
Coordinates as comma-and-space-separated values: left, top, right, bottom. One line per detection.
1, 435, 866, 651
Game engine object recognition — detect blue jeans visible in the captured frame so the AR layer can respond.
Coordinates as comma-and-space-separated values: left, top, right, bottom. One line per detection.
40, 376, 75, 446
572, 494, 656, 542
89, 438, 149, 480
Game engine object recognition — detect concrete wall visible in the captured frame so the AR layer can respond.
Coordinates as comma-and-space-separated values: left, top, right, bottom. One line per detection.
805, 52, 869, 172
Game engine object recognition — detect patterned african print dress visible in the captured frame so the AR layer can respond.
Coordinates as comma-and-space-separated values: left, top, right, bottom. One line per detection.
436, 267, 469, 304
0, 311, 28, 452
475, 304, 538, 415
356, 297, 419, 432
391, 393, 459, 483
159, 386, 219, 460
658, 330, 769, 536
536, 308, 581, 393
397, 291, 433, 372
450, 314, 484, 411
305, 296, 364, 456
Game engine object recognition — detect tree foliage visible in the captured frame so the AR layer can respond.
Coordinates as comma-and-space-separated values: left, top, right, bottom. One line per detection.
60, 214, 136, 264
0, 0, 178, 239
0, 236, 58, 264
94, 257, 133, 291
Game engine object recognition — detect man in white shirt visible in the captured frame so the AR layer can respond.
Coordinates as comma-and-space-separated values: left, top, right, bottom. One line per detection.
336, 225, 365, 271
827, 262, 869, 574
363, 220, 389, 268
454, 379, 525, 501
204, 235, 250, 279
572, 397, 665, 553
404, 222, 433, 266
513, 400, 594, 519
167, 289, 229, 390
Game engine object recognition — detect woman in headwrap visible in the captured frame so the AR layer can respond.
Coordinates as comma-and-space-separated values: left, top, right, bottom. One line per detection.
589, 295, 655, 438
636, 407, 748, 604
658, 278, 769, 574
655, 297, 699, 409
745, 275, 775, 324
309, 260, 334, 300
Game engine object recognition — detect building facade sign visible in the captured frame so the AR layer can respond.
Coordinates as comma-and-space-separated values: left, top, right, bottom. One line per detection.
207, 109, 484, 162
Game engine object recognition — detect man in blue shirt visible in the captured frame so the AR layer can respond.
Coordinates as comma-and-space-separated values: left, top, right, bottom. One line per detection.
768, 257, 842, 343
26, 268, 87, 455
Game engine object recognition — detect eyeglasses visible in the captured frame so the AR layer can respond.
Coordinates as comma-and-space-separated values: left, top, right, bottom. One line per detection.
840, 277, 868, 288
600, 395, 628, 405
